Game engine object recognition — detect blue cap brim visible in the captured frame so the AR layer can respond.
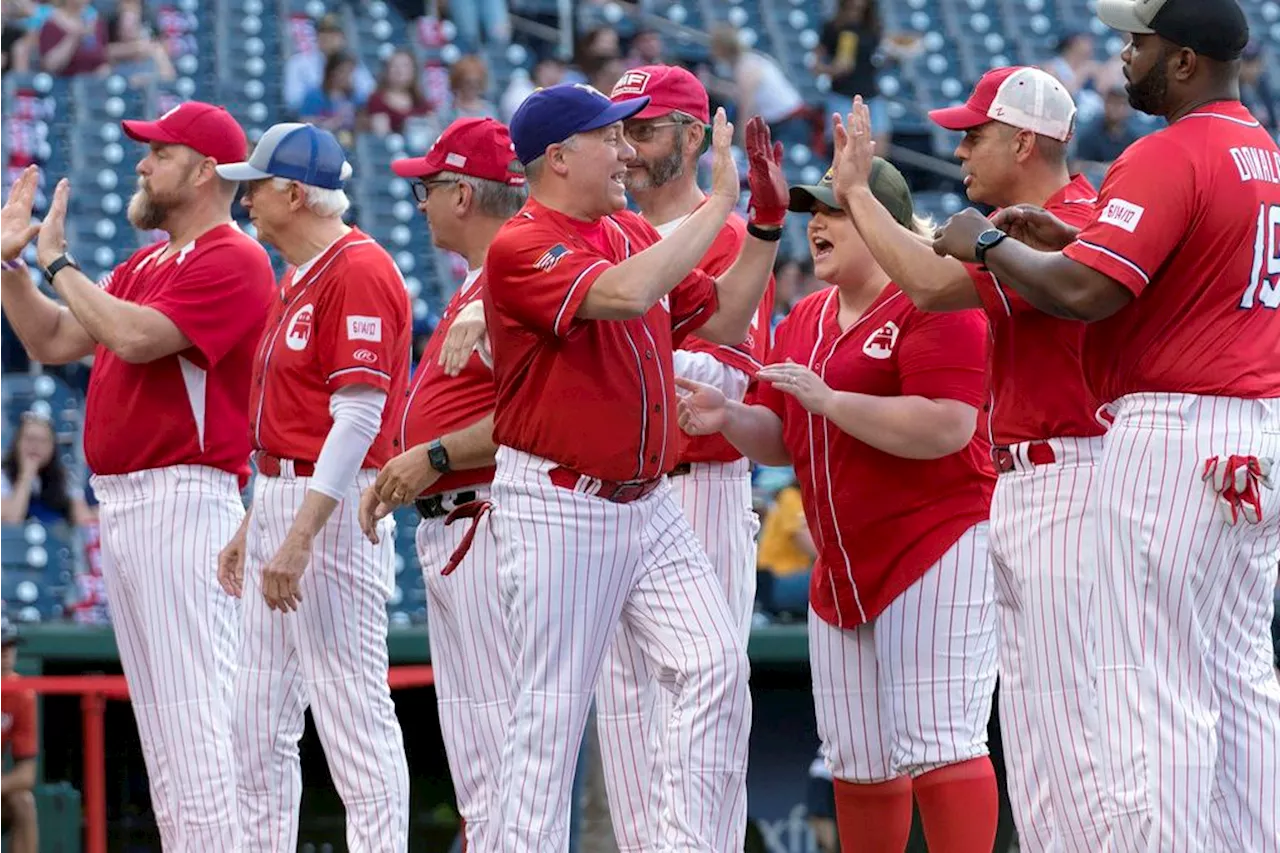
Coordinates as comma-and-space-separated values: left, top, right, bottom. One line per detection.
580, 96, 651, 134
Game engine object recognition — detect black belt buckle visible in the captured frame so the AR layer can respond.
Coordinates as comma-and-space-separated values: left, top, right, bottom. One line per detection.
610, 481, 651, 503
669, 463, 692, 477
991, 446, 1015, 474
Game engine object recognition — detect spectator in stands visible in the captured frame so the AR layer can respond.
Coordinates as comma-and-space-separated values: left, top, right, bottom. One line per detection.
754, 479, 814, 618
361, 48, 433, 135
1074, 84, 1144, 170
707, 25, 810, 147
445, 0, 510, 53
38, 0, 109, 76
283, 12, 374, 114
500, 56, 564, 122
104, 0, 175, 85
1, 0, 36, 73
585, 54, 625, 98
442, 54, 497, 122
625, 27, 665, 69
0, 617, 38, 853
1, 411, 93, 527
814, 0, 889, 152
773, 256, 820, 316
1043, 30, 1102, 123
1241, 40, 1278, 138
299, 51, 366, 141
565, 25, 621, 85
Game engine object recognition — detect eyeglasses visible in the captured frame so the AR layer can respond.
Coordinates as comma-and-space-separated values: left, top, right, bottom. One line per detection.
623, 119, 692, 143
412, 179, 459, 203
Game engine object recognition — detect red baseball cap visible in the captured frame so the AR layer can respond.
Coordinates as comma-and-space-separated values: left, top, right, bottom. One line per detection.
122, 101, 249, 165
391, 117, 526, 186
928, 66, 1077, 142
610, 65, 710, 124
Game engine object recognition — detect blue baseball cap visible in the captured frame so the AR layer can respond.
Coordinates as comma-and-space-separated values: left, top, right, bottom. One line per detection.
510, 83, 650, 166
215, 122, 353, 189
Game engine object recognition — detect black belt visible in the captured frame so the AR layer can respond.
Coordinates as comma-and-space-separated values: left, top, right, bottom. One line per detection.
416, 490, 479, 521
669, 463, 692, 477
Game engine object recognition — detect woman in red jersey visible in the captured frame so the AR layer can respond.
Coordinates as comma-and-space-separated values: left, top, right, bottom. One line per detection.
679, 160, 999, 853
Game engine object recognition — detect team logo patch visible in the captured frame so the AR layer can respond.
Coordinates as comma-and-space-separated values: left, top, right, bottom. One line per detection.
1098, 198, 1145, 233
352, 348, 378, 364
611, 70, 652, 98
285, 303, 314, 351
862, 321, 899, 360
346, 315, 383, 342
535, 244, 572, 271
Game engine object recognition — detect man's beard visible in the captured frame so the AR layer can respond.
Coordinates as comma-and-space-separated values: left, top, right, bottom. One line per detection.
624, 146, 686, 193
127, 180, 181, 231
1126, 55, 1170, 116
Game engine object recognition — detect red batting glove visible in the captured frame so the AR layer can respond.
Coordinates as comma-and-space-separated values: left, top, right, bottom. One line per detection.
744, 116, 789, 229
1202, 454, 1274, 525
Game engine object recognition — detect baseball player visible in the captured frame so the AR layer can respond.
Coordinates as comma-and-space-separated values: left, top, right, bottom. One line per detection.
355, 117, 528, 851
932, 0, 1280, 849
213, 123, 412, 852
2, 619, 37, 853
590, 65, 774, 850
678, 160, 999, 853
829, 71, 1107, 851
0, 102, 274, 851
482, 84, 787, 851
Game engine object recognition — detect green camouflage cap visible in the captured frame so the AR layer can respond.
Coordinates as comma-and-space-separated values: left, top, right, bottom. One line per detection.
787, 156, 915, 228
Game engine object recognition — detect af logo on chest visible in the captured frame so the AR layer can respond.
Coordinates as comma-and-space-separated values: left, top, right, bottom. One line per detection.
862, 321, 899, 360
286, 303, 315, 351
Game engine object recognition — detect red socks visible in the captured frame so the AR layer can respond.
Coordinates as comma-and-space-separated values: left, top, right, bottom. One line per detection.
833, 776, 914, 853
912, 756, 999, 853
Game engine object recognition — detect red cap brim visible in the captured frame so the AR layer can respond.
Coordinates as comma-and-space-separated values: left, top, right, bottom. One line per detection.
390, 156, 442, 179
927, 103, 992, 131
121, 118, 182, 146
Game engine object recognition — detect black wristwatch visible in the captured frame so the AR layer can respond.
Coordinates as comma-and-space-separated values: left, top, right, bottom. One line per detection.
43, 252, 80, 283
974, 229, 1008, 267
427, 438, 452, 474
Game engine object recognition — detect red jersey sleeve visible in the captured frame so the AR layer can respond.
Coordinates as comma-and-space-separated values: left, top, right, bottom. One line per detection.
669, 269, 720, 344
898, 309, 989, 408
1063, 134, 1195, 298
486, 226, 613, 338
4, 688, 37, 760
318, 256, 408, 393
142, 241, 274, 367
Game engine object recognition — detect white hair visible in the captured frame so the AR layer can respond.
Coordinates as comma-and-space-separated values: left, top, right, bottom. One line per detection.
272, 177, 350, 218
432, 169, 527, 218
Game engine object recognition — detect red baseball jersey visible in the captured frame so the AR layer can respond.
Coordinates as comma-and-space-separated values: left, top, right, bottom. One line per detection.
251, 228, 412, 468
1, 674, 37, 761
1062, 101, 1280, 402
393, 268, 496, 495
485, 198, 719, 483
753, 285, 994, 628
83, 224, 274, 485
660, 211, 775, 465
968, 174, 1106, 444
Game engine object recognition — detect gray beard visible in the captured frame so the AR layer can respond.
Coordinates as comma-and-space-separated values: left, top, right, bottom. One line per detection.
626, 147, 686, 192
127, 188, 169, 231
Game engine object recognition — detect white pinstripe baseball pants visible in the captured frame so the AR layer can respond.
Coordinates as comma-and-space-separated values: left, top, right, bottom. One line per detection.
989, 436, 1109, 853
595, 458, 759, 852
1093, 393, 1280, 853
809, 523, 997, 783
417, 498, 512, 852
92, 465, 244, 853
486, 447, 751, 853
234, 468, 410, 853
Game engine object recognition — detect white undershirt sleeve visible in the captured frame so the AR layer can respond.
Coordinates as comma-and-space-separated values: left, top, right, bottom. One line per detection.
673, 350, 751, 402
309, 384, 387, 500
